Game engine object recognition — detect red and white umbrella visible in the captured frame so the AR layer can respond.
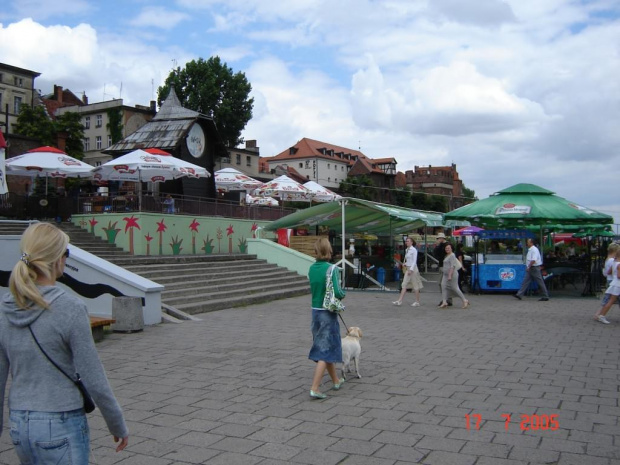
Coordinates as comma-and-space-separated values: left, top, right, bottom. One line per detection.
303, 181, 342, 203
92, 149, 209, 183
215, 167, 263, 192
252, 175, 312, 202
5, 146, 94, 194
6, 146, 94, 178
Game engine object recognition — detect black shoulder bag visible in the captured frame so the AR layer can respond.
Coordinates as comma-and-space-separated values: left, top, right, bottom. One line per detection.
28, 326, 96, 413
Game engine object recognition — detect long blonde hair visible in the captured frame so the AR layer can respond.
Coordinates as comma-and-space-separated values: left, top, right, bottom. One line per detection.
9, 222, 69, 310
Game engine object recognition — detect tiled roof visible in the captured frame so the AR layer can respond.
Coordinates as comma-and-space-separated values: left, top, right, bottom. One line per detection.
270, 137, 369, 166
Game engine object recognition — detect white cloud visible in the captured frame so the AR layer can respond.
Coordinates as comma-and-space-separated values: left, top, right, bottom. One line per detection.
129, 7, 191, 30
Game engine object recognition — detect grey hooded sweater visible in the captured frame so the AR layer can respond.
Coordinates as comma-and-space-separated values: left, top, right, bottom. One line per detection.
0, 286, 128, 438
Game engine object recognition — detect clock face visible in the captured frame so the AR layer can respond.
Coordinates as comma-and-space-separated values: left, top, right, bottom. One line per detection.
187, 123, 205, 158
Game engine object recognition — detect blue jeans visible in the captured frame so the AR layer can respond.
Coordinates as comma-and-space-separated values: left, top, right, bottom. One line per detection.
9, 409, 90, 465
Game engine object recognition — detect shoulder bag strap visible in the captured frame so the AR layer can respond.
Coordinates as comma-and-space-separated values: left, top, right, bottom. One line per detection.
28, 325, 75, 383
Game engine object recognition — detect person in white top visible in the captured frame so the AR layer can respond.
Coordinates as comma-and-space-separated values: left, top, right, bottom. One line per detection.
392, 237, 423, 307
514, 239, 550, 301
593, 244, 620, 324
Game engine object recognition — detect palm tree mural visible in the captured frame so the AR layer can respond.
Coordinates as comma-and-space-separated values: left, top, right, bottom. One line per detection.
189, 219, 200, 254
156, 219, 167, 255
145, 233, 153, 256
226, 224, 234, 253
122, 215, 141, 255
88, 218, 98, 234
216, 227, 223, 253
251, 222, 258, 238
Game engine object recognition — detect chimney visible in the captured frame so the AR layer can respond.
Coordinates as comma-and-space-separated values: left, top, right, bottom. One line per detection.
54, 85, 63, 103
150, 100, 156, 112
246, 140, 257, 149
82, 93, 88, 105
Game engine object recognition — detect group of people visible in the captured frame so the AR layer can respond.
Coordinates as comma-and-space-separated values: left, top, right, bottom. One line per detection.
594, 242, 620, 324
391, 233, 469, 309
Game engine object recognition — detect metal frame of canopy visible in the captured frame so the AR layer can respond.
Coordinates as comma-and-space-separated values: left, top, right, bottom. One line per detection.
266, 197, 449, 289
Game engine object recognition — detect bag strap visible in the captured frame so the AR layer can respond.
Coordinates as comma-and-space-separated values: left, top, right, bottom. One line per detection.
28, 325, 77, 383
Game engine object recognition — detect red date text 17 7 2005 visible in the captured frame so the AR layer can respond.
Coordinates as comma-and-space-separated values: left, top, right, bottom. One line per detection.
465, 414, 559, 432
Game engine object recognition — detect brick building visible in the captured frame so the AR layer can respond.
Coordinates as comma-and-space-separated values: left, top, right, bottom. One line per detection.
405, 163, 467, 210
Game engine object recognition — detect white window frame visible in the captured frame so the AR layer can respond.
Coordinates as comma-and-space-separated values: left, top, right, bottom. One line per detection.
96, 114, 102, 128
96, 136, 102, 150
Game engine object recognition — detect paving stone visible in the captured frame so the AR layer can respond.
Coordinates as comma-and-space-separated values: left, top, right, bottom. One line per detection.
421, 450, 477, 465
373, 444, 426, 462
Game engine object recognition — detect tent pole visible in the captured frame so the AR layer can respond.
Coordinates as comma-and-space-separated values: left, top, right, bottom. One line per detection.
341, 198, 346, 284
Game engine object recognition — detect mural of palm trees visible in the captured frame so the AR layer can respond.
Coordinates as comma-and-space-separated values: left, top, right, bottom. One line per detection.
216, 227, 223, 253
145, 233, 153, 256
123, 215, 141, 255
202, 235, 214, 254
88, 218, 98, 234
189, 219, 200, 254
226, 225, 234, 253
156, 219, 167, 255
169, 235, 183, 255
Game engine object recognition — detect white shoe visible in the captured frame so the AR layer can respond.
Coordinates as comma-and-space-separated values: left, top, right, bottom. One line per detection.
392, 301, 402, 306
597, 315, 611, 325
411, 302, 420, 307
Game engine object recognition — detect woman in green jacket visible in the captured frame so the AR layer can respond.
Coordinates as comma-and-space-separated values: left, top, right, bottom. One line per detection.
308, 237, 346, 399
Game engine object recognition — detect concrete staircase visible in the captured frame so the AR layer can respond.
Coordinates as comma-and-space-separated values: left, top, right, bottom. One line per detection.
0, 221, 310, 315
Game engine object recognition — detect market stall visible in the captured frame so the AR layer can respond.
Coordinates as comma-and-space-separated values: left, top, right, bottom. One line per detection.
470, 229, 535, 292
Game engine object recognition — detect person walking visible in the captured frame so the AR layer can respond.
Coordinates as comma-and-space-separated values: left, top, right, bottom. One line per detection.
392, 237, 423, 307
593, 244, 620, 324
514, 238, 550, 301
0, 223, 129, 464
308, 237, 346, 399
433, 232, 453, 306
438, 244, 469, 309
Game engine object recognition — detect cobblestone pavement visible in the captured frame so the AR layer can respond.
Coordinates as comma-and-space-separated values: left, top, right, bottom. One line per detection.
2, 286, 619, 464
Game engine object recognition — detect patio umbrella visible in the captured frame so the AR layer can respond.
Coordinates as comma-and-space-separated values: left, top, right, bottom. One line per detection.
445, 183, 613, 228
92, 149, 209, 210
453, 225, 484, 236
252, 175, 312, 202
215, 167, 262, 192
303, 181, 342, 203
5, 146, 94, 194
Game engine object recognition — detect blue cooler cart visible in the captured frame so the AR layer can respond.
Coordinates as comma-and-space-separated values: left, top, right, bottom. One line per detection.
471, 229, 535, 293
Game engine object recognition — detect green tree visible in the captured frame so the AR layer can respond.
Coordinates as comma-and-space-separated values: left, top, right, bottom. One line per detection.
15, 106, 84, 160
462, 185, 477, 205
157, 57, 254, 148
393, 187, 413, 208
411, 192, 448, 212
55, 112, 85, 159
339, 175, 374, 200
15, 105, 55, 145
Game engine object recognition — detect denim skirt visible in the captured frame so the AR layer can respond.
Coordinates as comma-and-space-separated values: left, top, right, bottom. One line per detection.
9, 409, 90, 464
308, 308, 342, 363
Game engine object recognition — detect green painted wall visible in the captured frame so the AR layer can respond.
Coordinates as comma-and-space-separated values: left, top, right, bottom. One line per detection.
72, 213, 276, 256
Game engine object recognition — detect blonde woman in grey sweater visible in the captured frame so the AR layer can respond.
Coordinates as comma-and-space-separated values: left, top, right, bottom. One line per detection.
0, 223, 128, 464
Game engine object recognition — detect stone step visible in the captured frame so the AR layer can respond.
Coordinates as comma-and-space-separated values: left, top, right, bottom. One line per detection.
172, 284, 311, 315
132, 266, 291, 284
163, 279, 309, 305
108, 254, 257, 267
123, 261, 279, 278
159, 269, 299, 292
161, 273, 307, 298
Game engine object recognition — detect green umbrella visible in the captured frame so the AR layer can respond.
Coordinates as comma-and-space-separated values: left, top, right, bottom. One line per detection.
444, 183, 613, 228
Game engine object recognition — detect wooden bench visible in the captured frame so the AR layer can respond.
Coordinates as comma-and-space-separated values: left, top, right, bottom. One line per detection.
90, 316, 115, 342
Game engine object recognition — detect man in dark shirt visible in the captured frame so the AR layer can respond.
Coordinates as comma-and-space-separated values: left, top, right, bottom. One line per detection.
433, 233, 453, 306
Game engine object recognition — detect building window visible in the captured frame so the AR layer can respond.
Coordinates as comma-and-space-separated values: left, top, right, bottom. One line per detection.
299, 163, 303, 168
328, 177, 331, 182
13, 96, 22, 114
108, 135, 112, 147
84, 116, 90, 129
305, 160, 311, 169
236, 154, 241, 165
95, 161, 102, 167
327, 163, 330, 169
96, 136, 102, 150
246, 156, 252, 167
0, 92, 3, 109
83, 138, 90, 151
334, 165, 337, 171
96, 114, 102, 128
0, 73, 3, 83
341, 166, 344, 172
13, 77, 23, 87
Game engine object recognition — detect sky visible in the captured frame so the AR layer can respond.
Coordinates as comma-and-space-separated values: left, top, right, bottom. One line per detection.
1, 0, 620, 226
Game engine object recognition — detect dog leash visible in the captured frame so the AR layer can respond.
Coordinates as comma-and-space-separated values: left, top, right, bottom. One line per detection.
338, 313, 349, 333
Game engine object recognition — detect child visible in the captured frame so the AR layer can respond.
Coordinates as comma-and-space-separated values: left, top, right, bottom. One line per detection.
594, 243, 620, 324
